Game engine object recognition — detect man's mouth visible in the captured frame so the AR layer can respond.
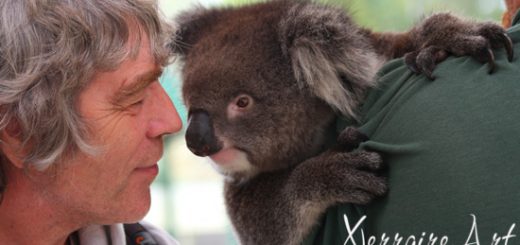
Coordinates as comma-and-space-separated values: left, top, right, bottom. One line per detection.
134, 164, 159, 176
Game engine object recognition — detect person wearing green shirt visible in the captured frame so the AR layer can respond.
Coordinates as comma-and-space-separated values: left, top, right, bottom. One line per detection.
304, 9, 520, 245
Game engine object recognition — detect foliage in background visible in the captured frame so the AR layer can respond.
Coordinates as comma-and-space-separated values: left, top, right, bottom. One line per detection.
222, 0, 504, 31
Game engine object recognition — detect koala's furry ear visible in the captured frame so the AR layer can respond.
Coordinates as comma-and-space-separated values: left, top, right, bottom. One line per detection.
278, 2, 382, 118
170, 6, 218, 57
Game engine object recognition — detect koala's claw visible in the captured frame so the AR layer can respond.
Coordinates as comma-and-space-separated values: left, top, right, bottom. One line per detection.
478, 24, 514, 62
406, 14, 514, 80
501, 33, 514, 62
404, 51, 421, 74
479, 32, 513, 73
336, 127, 369, 152
404, 46, 448, 80
485, 49, 496, 74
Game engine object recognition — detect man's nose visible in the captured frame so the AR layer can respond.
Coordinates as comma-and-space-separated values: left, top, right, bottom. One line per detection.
146, 81, 182, 138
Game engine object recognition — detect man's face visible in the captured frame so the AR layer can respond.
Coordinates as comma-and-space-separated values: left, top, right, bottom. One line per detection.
41, 32, 182, 225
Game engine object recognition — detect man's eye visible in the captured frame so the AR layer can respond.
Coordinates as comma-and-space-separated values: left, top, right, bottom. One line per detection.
122, 97, 145, 111
130, 100, 144, 107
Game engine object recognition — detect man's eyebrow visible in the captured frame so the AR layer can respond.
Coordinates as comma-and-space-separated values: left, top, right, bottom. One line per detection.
112, 68, 163, 104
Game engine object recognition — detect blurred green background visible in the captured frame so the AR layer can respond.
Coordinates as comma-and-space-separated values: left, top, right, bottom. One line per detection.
151, 1, 506, 245
225, 0, 504, 31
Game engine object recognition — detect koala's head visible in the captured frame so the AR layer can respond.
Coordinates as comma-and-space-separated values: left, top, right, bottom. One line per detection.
172, 0, 379, 182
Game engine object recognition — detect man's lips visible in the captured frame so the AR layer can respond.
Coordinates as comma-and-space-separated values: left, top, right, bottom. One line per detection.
134, 164, 159, 176
134, 150, 162, 175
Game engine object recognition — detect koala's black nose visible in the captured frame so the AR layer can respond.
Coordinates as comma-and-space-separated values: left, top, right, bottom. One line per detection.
185, 110, 222, 156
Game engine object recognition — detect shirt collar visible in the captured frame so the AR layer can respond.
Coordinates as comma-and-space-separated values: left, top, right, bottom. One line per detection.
513, 9, 520, 26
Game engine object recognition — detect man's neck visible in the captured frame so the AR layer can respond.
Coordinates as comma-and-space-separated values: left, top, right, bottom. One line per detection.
0, 167, 81, 245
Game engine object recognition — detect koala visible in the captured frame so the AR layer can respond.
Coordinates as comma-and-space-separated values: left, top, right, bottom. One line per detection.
171, 1, 513, 244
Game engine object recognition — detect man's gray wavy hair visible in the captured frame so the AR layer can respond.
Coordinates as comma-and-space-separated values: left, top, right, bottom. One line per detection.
0, 0, 173, 196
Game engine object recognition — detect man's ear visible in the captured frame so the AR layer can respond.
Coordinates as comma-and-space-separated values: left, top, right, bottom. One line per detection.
170, 5, 222, 58
502, 0, 520, 27
0, 121, 26, 169
278, 2, 380, 118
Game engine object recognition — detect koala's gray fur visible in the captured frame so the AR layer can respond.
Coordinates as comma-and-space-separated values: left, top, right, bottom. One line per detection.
277, 2, 382, 117
172, 1, 512, 244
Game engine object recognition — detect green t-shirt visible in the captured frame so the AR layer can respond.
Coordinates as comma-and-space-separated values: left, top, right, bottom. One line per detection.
304, 14, 520, 245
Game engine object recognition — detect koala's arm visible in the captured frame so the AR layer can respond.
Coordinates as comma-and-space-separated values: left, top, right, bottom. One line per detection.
287, 149, 386, 205
270, 152, 383, 244
280, 128, 384, 239
285, 127, 386, 206
362, 12, 514, 79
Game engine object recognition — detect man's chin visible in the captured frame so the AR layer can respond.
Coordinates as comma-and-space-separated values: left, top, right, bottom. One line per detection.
119, 202, 151, 223
112, 186, 153, 223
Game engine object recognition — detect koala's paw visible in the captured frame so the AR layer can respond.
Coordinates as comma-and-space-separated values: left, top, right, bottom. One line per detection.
327, 150, 388, 204
336, 127, 369, 152
294, 148, 387, 205
406, 12, 514, 80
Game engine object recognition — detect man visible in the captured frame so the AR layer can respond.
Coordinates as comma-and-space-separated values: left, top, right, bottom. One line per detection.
304, 3, 520, 245
0, 0, 181, 244
503, 0, 520, 27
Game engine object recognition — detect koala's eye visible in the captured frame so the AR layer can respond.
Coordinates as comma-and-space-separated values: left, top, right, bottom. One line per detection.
228, 94, 254, 119
236, 96, 250, 108
232, 94, 253, 109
